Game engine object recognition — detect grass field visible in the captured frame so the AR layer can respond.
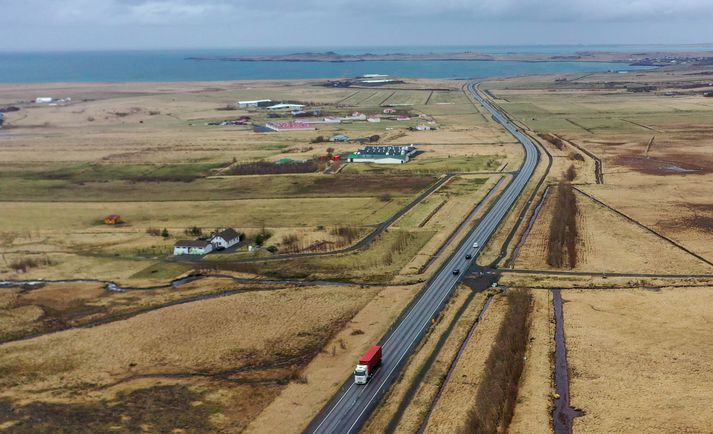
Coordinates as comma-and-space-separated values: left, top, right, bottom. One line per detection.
564, 287, 713, 433
0, 78, 528, 431
0, 283, 377, 432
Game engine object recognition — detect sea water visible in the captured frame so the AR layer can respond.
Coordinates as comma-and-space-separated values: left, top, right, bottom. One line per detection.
0, 45, 672, 83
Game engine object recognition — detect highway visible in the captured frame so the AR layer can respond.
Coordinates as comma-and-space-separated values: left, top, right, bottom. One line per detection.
305, 83, 540, 434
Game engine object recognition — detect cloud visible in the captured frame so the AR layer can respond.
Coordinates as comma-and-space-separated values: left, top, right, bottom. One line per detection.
4, 0, 713, 26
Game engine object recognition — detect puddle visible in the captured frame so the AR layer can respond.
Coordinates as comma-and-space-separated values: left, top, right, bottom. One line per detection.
552, 289, 584, 434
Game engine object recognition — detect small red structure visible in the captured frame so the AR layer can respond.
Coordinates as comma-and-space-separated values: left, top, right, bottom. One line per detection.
104, 214, 121, 225
331, 155, 342, 161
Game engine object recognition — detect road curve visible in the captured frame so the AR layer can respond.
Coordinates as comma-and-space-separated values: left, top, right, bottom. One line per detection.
304, 83, 540, 434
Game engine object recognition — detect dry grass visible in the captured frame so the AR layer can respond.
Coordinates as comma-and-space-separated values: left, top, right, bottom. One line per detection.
0, 283, 375, 432
514, 186, 713, 274
564, 287, 713, 433
508, 289, 553, 434
459, 290, 532, 433
364, 286, 486, 433
0, 79, 513, 283
422, 294, 508, 433
245, 284, 419, 434
483, 67, 713, 269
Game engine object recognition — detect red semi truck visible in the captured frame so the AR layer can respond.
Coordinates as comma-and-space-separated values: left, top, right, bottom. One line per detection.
354, 345, 382, 385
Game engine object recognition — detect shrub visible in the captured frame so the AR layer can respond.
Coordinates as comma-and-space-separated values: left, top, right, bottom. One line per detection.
146, 227, 161, 236
460, 290, 532, 433
569, 152, 585, 162
546, 180, 578, 268
9, 256, 53, 272
378, 193, 392, 202
161, 228, 170, 239
225, 161, 318, 176
185, 226, 203, 237
255, 232, 272, 246
564, 164, 577, 182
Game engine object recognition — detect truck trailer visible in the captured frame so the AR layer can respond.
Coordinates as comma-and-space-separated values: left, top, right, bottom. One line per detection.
354, 345, 382, 385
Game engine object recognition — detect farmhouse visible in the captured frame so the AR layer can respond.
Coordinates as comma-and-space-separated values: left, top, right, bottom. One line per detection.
265, 122, 316, 132
238, 99, 272, 108
347, 144, 417, 164
210, 228, 241, 250
173, 240, 213, 256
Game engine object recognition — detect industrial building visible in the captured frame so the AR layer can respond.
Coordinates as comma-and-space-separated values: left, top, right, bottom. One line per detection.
347, 145, 417, 164
238, 99, 272, 108
268, 103, 305, 111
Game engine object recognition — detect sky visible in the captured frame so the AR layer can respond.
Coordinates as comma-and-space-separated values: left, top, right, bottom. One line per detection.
2, 0, 713, 51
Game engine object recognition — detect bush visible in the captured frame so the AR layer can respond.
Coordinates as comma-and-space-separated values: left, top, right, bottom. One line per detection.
161, 228, 170, 239
225, 161, 318, 176
564, 164, 577, 182
255, 232, 272, 246
460, 290, 532, 433
546, 180, 578, 268
185, 226, 203, 237
266, 245, 278, 253
9, 256, 53, 272
378, 193, 392, 202
146, 227, 161, 236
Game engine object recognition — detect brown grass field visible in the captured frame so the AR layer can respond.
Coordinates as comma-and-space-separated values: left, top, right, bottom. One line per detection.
6, 65, 713, 433
0, 79, 510, 284
564, 287, 713, 433
0, 283, 377, 432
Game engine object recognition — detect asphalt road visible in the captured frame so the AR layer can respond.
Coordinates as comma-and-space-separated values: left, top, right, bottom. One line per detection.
305, 83, 540, 434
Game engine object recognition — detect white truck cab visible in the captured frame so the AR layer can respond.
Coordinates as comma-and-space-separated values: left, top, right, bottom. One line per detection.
354, 364, 369, 385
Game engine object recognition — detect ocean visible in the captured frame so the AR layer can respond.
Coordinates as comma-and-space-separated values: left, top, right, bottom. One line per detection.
0, 45, 676, 83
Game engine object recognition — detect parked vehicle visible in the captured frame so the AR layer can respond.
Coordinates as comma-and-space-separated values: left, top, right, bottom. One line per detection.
452, 269, 460, 275
354, 346, 382, 385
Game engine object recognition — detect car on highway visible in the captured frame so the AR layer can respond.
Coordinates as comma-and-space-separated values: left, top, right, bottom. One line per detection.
452, 269, 460, 275
472, 242, 479, 248
465, 254, 472, 260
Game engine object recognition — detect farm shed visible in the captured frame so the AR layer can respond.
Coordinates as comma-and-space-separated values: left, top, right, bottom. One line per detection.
173, 240, 213, 256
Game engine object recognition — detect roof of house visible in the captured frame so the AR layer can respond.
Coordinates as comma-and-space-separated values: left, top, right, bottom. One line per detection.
213, 228, 240, 241
238, 99, 272, 104
268, 103, 305, 110
174, 240, 212, 248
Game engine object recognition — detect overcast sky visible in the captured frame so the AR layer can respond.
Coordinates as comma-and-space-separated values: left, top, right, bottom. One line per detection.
2, 0, 713, 51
